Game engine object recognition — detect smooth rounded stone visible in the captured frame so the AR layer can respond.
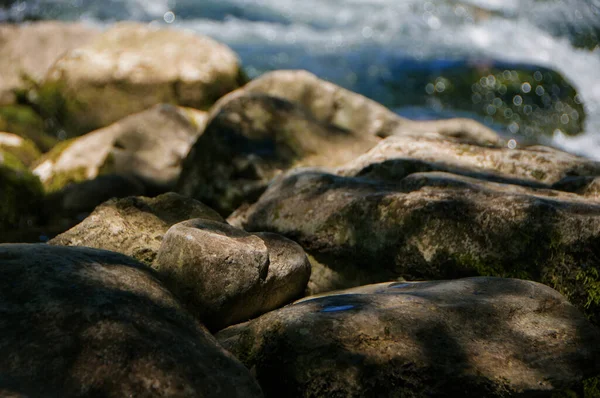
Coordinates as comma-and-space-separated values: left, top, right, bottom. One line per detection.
0, 244, 263, 398
49, 192, 223, 265
39, 22, 243, 135
228, 168, 600, 323
0, 22, 99, 105
177, 92, 378, 215
338, 133, 600, 185
217, 277, 600, 397
243, 70, 502, 146
155, 219, 311, 331
0, 132, 41, 166
32, 103, 206, 193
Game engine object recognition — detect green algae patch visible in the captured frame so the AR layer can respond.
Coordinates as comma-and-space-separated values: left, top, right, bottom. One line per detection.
0, 104, 57, 151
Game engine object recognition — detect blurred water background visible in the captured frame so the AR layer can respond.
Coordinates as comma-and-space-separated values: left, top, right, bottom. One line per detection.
2, 0, 599, 158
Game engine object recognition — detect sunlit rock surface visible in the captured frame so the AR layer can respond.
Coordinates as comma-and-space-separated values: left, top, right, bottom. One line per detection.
50, 192, 223, 265
338, 133, 600, 185
177, 91, 378, 215
242, 70, 502, 146
155, 219, 311, 331
217, 277, 600, 397
228, 162, 600, 322
32, 103, 206, 194
38, 22, 244, 136
0, 22, 99, 105
0, 244, 264, 398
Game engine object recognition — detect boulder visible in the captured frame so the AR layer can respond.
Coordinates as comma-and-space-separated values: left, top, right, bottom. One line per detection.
229, 167, 600, 323
217, 277, 600, 397
155, 219, 311, 330
177, 92, 379, 215
0, 244, 263, 398
242, 70, 502, 146
32, 103, 207, 193
0, 22, 99, 105
49, 193, 223, 265
39, 22, 244, 136
338, 133, 600, 185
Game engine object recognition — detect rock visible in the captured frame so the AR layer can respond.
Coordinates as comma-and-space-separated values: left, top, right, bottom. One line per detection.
229, 167, 600, 323
0, 105, 57, 152
0, 160, 43, 241
49, 193, 223, 265
155, 219, 311, 330
0, 132, 40, 167
338, 133, 600, 185
552, 176, 600, 200
242, 70, 502, 146
39, 22, 244, 136
0, 244, 263, 398
0, 22, 99, 105
217, 277, 600, 397
177, 92, 379, 215
32, 103, 206, 193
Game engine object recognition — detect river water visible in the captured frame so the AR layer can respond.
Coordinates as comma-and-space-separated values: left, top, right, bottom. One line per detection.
2, 0, 600, 159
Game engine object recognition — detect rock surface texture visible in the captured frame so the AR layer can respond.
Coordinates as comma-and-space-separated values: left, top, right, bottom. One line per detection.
155, 219, 311, 330
39, 22, 243, 135
229, 141, 600, 322
177, 91, 379, 215
0, 244, 263, 398
50, 193, 223, 265
217, 277, 600, 398
33, 103, 206, 193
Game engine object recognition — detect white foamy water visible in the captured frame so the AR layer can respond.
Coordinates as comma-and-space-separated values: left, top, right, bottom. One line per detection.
3, 0, 600, 159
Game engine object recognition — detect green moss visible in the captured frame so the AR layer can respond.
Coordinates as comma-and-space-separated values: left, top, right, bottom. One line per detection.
0, 105, 57, 151
584, 376, 600, 398
43, 167, 88, 193
0, 138, 41, 167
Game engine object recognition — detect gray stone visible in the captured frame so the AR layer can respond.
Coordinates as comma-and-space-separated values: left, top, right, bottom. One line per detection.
217, 277, 600, 398
50, 192, 223, 265
39, 22, 243, 135
228, 168, 600, 323
0, 244, 263, 398
177, 92, 378, 215
155, 219, 311, 330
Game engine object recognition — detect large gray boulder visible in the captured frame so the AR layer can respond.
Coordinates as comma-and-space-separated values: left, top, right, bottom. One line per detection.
177, 92, 378, 215
39, 22, 244, 135
32, 103, 207, 193
50, 193, 223, 265
155, 219, 311, 330
0, 22, 99, 105
228, 166, 600, 323
338, 133, 600, 185
242, 70, 502, 146
217, 277, 600, 397
0, 244, 263, 398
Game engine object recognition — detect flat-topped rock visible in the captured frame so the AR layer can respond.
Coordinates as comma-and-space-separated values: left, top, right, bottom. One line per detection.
229, 168, 600, 322
0, 244, 263, 398
50, 192, 223, 265
218, 277, 600, 397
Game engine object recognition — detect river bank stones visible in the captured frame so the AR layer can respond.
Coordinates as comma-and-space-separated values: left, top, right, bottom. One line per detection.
0, 244, 263, 398
217, 277, 600, 397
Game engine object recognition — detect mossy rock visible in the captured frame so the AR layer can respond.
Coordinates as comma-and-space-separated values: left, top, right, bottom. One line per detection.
0, 132, 41, 166
0, 105, 57, 151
